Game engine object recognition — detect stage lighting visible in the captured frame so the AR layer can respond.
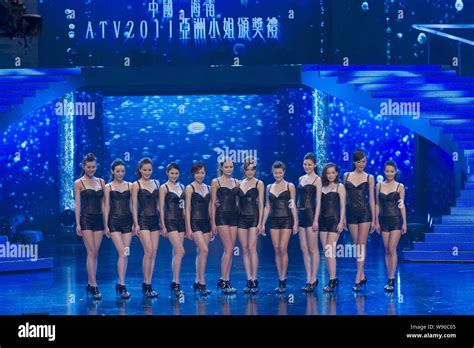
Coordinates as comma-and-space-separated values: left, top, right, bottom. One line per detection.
0, 0, 42, 41
59, 209, 76, 227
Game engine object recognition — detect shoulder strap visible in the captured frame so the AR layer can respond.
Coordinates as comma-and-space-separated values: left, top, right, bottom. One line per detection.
336, 183, 339, 193
127, 182, 130, 190
99, 179, 104, 189
216, 178, 221, 188
234, 178, 238, 187
191, 184, 195, 192
344, 172, 349, 184
109, 183, 113, 191
255, 179, 259, 188
312, 176, 318, 185
287, 182, 289, 191
206, 185, 210, 194
153, 180, 158, 189
80, 179, 86, 189
378, 182, 381, 191
180, 183, 185, 193
396, 183, 400, 192
164, 183, 169, 192
367, 174, 370, 182
137, 180, 142, 190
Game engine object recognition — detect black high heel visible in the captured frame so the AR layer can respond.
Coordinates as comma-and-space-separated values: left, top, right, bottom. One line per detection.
115, 284, 131, 299
142, 282, 158, 298
352, 282, 362, 293
217, 278, 225, 291
223, 281, 237, 295
193, 282, 199, 293
170, 281, 184, 298
323, 278, 339, 293
384, 278, 395, 292
86, 284, 102, 300
360, 276, 368, 285
243, 280, 253, 294
274, 280, 287, 294
251, 279, 259, 294
301, 281, 317, 293
312, 279, 319, 289
198, 283, 211, 296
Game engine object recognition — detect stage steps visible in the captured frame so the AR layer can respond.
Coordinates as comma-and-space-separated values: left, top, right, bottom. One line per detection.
0, 234, 53, 273
0, 68, 83, 132
302, 65, 474, 262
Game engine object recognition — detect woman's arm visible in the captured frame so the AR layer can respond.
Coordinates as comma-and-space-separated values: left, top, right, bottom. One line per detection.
74, 180, 82, 236
399, 184, 407, 234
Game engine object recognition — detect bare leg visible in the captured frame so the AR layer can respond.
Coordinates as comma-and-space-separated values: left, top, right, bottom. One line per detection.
110, 232, 133, 285
82, 230, 100, 286
388, 231, 402, 278
381, 231, 391, 278
193, 232, 210, 284
238, 228, 252, 280
218, 225, 233, 281
148, 230, 160, 283
299, 227, 311, 283
168, 232, 186, 284
306, 227, 320, 283
278, 229, 292, 281
138, 230, 152, 283
248, 227, 258, 280
226, 226, 238, 279
270, 229, 282, 279
325, 232, 341, 279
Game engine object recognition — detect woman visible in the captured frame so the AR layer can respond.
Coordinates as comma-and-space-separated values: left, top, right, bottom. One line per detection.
297, 153, 322, 293
185, 162, 212, 297
343, 149, 375, 293
211, 157, 239, 294
160, 162, 187, 298
74, 153, 105, 300
375, 160, 407, 292
237, 157, 265, 294
262, 161, 298, 294
319, 163, 346, 293
103, 159, 133, 299
131, 158, 160, 298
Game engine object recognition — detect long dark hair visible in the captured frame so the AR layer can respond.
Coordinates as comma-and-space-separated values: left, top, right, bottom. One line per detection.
352, 149, 367, 170
218, 157, 234, 176
166, 162, 180, 174
384, 160, 399, 180
136, 157, 153, 179
321, 162, 339, 187
80, 153, 97, 177
304, 152, 318, 176
110, 158, 126, 182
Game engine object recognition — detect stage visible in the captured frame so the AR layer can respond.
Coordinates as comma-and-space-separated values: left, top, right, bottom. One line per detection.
1, 233, 472, 316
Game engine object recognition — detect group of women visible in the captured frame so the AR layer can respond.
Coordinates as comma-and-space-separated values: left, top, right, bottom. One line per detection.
74, 149, 407, 300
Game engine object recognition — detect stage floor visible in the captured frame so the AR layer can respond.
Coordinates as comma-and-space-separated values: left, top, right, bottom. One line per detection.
0, 233, 473, 315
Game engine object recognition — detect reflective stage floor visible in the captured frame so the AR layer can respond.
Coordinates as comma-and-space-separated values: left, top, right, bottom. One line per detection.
0, 232, 473, 315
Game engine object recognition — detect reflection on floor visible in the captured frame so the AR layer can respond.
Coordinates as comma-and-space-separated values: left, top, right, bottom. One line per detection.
0, 231, 472, 315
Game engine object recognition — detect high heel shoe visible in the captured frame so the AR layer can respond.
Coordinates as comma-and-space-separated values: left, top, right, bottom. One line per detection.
193, 282, 199, 293
170, 281, 184, 298
274, 280, 286, 294
360, 276, 368, 285
222, 281, 237, 295
384, 278, 395, 292
243, 280, 253, 294
302, 280, 318, 293
250, 279, 259, 294
217, 278, 225, 292
142, 282, 158, 298
115, 284, 131, 299
86, 284, 102, 300
197, 283, 211, 296
352, 282, 362, 293
323, 278, 339, 293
